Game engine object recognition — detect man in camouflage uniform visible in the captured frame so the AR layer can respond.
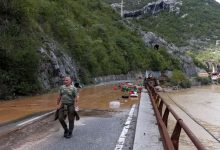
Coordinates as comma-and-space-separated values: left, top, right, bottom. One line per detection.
57, 76, 78, 138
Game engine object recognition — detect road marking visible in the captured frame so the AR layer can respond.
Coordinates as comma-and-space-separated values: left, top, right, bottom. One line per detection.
17, 111, 55, 127
115, 104, 136, 150
75, 122, 86, 126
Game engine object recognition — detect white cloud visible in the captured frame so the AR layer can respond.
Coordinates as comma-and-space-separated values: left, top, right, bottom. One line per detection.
215, 0, 220, 3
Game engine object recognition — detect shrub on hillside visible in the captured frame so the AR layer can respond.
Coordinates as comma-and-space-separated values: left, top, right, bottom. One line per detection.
170, 69, 191, 88
179, 80, 191, 88
196, 77, 212, 85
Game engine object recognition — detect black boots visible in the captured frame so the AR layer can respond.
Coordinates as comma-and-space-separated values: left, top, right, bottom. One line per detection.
66, 131, 72, 138
64, 129, 72, 138
64, 129, 69, 138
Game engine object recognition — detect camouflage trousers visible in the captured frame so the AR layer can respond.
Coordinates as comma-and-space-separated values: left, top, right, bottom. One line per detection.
58, 104, 75, 132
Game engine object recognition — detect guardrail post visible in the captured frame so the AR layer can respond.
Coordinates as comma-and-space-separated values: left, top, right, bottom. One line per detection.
153, 90, 157, 100
155, 96, 160, 105
171, 121, 182, 150
162, 108, 169, 127
158, 100, 163, 115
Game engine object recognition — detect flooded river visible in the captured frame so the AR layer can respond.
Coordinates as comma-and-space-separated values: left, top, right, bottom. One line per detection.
0, 84, 139, 125
160, 85, 220, 150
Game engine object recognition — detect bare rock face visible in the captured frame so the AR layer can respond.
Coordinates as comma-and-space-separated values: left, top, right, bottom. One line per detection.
143, 0, 182, 14
123, 0, 182, 18
37, 40, 78, 90
141, 31, 197, 76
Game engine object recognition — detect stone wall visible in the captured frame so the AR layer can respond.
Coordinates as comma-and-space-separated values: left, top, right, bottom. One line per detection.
93, 72, 143, 84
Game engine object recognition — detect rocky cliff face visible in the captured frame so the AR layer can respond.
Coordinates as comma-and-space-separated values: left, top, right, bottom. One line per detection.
143, 0, 182, 14
37, 39, 142, 89
141, 31, 197, 76
122, 0, 182, 18
37, 39, 78, 90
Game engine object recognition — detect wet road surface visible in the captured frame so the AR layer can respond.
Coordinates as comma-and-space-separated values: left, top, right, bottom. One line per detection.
160, 85, 220, 150
0, 108, 138, 150
0, 83, 140, 150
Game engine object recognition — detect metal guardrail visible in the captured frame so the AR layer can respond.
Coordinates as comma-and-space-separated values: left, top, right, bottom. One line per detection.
146, 82, 207, 150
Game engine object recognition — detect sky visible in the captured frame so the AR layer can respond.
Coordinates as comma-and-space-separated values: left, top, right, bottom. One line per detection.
215, 0, 220, 3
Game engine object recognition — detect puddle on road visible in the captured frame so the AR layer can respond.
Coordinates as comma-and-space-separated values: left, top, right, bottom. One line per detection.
0, 84, 139, 124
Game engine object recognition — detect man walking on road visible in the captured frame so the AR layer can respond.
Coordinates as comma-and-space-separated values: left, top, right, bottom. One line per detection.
57, 76, 78, 138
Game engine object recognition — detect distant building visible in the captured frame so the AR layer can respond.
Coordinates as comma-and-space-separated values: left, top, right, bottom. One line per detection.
198, 72, 209, 78
211, 75, 218, 81
145, 70, 161, 78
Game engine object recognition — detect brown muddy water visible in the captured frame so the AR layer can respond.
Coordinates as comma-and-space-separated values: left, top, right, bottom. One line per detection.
160, 85, 220, 150
0, 84, 139, 125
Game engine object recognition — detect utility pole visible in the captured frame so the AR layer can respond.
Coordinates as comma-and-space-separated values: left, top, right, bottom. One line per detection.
121, 0, 124, 17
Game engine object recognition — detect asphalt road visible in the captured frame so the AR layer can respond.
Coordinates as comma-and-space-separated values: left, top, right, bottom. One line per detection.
0, 108, 138, 150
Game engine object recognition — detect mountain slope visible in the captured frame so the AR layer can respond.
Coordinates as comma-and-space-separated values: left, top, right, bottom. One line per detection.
0, 0, 180, 98
107, 0, 220, 47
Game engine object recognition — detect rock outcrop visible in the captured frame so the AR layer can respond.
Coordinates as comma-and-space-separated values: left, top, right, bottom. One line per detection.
143, 0, 182, 15
141, 31, 197, 76
37, 40, 78, 90
122, 0, 182, 18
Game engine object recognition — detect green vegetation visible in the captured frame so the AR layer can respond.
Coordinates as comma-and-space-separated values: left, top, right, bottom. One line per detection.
196, 77, 212, 85
106, 0, 220, 46
148, 48, 181, 71
188, 46, 220, 62
186, 51, 208, 71
106, 0, 220, 82
170, 69, 191, 88
2, 0, 219, 97
0, 0, 181, 98
135, 0, 220, 46
186, 46, 220, 73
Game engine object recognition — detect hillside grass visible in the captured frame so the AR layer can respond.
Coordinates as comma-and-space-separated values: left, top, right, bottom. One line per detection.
140, 0, 220, 46
0, 0, 181, 98
187, 46, 220, 66
106, 0, 220, 46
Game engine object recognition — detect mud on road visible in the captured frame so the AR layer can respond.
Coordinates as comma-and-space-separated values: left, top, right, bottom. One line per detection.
0, 83, 140, 150
0, 108, 138, 150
